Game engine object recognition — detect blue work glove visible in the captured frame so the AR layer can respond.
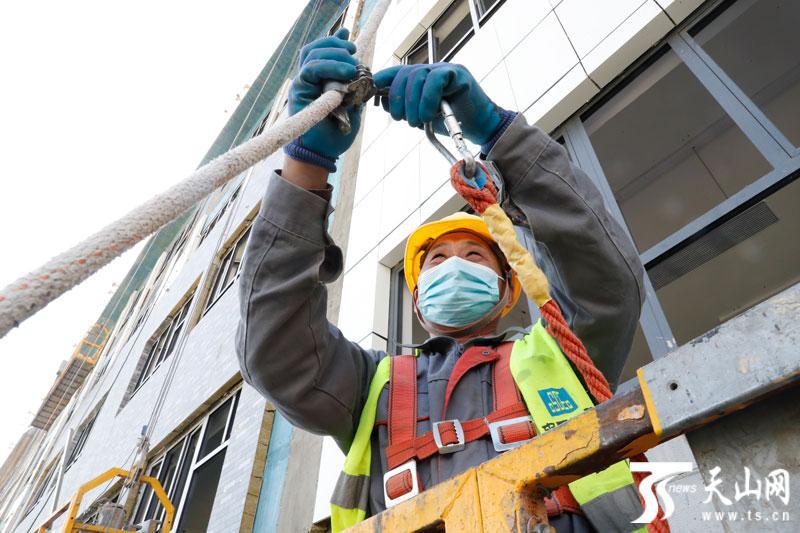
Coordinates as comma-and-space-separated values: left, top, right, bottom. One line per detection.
284, 28, 362, 172
373, 63, 516, 151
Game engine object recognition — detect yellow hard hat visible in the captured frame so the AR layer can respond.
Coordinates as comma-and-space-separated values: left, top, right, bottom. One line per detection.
403, 212, 522, 316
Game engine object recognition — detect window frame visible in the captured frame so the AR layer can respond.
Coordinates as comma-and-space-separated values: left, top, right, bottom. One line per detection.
131, 289, 196, 395
560, 0, 800, 358
132, 388, 241, 528
203, 223, 252, 315
404, 0, 504, 64
24, 454, 62, 516
65, 413, 99, 470
198, 182, 243, 246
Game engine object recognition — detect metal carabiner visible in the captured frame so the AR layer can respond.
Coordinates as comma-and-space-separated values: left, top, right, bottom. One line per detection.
424, 101, 477, 180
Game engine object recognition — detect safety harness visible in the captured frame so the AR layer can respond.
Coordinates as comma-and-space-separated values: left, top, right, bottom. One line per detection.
382, 340, 581, 513
330, 105, 668, 532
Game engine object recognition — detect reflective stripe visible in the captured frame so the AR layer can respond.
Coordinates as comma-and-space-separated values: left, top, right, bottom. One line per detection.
335, 323, 640, 531
330, 471, 370, 511
510, 321, 639, 526
569, 460, 635, 505
330, 505, 365, 533
331, 356, 390, 532
579, 483, 646, 533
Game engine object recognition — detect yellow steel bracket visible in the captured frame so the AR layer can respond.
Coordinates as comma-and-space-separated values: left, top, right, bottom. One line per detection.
36, 467, 174, 533
347, 388, 656, 532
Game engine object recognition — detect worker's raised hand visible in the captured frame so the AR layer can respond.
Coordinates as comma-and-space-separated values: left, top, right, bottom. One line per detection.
373, 63, 507, 146
284, 28, 361, 172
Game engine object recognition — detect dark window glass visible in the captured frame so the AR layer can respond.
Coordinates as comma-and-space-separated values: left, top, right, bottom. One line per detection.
583, 47, 771, 252
66, 415, 97, 467
205, 227, 251, 312
176, 450, 226, 533
406, 34, 429, 65
134, 461, 162, 524
432, 0, 474, 61
692, 0, 800, 147
619, 324, 653, 383
651, 179, 800, 345
224, 393, 239, 440
198, 397, 233, 459
26, 461, 58, 514
135, 294, 194, 390
170, 430, 200, 513
474, 0, 505, 21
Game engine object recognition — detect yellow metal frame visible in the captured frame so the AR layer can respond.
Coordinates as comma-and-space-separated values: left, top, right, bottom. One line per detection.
37, 468, 174, 533
72, 323, 111, 363
347, 388, 656, 532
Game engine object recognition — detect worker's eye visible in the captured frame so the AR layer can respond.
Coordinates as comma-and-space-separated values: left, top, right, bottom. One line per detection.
467, 251, 484, 258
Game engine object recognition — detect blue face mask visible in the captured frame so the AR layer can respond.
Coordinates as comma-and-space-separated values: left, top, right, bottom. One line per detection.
417, 256, 501, 327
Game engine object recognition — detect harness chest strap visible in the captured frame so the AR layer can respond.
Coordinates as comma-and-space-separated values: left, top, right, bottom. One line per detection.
384, 344, 579, 511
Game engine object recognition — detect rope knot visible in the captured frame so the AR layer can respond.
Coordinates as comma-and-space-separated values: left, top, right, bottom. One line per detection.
449, 160, 497, 214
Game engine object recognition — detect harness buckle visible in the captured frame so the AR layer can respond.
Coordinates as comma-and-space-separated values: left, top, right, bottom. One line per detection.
383, 460, 419, 508
488, 416, 535, 452
432, 419, 466, 454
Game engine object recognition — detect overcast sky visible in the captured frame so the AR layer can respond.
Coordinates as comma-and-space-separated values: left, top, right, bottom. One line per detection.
0, 0, 306, 465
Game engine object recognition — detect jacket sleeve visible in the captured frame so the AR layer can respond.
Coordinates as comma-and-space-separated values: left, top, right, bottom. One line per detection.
236, 171, 381, 449
485, 114, 645, 389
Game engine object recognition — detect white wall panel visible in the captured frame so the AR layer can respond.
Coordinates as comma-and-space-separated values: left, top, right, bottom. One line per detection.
655, 0, 705, 24
418, 134, 453, 202
556, 0, 646, 58
504, 12, 579, 111
382, 120, 421, 174
524, 64, 597, 133
338, 250, 382, 341
490, 0, 552, 58
480, 60, 518, 112
354, 143, 387, 206
451, 23, 503, 81
380, 144, 421, 237
346, 183, 383, 271
581, 0, 673, 87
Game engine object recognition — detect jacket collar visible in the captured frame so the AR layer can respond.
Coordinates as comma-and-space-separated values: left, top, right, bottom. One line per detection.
399, 326, 530, 354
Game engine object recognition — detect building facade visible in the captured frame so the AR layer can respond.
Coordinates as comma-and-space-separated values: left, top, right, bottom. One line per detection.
2, 0, 798, 532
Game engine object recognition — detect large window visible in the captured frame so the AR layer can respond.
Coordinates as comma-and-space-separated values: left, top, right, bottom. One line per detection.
404, 0, 505, 64
583, 46, 771, 252
199, 179, 244, 246
392, 0, 800, 380
691, 0, 800, 148
565, 0, 800, 353
133, 292, 195, 392
132, 389, 240, 531
204, 226, 251, 314
65, 412, 99, 469
24, 455, 61, 515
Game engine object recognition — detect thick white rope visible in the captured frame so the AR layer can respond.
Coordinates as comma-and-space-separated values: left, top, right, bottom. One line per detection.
0, 0, 391, 339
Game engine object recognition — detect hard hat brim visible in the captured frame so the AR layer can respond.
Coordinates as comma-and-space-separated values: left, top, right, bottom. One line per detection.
404, 213, 522, 317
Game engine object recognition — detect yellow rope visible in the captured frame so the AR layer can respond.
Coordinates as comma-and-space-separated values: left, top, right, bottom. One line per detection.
481, 203, 551, 307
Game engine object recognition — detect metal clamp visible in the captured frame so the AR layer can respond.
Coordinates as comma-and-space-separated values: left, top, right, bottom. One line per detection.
322, 64, 378, 135
383, 460, 420, 508
488, 416, 535, 452
424, 101, 477, 180
432, 419, 466, 454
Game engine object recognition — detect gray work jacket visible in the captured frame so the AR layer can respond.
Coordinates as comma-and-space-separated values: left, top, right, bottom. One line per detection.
236, 114, 645, 526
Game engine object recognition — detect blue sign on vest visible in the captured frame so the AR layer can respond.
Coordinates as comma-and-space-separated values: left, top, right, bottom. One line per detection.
538, 387, 577, 416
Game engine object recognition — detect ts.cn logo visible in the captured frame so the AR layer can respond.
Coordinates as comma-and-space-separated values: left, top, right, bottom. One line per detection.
630, 462, 694, 523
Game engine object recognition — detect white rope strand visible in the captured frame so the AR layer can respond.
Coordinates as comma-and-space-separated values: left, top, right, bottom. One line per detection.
0, 0, 391, 339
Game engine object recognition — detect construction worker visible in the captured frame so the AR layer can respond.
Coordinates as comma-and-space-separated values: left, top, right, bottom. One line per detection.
237, 29, 646, 532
